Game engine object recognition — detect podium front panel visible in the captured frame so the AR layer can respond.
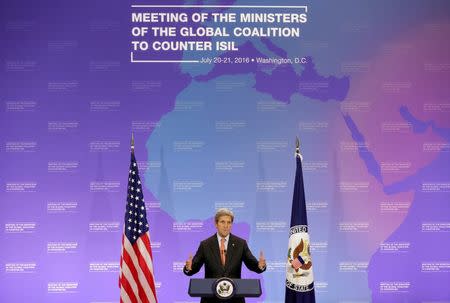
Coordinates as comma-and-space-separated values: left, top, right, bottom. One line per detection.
189, 278, 261, 298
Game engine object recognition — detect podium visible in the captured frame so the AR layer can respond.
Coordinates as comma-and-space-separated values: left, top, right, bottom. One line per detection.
189, 278, 261, 300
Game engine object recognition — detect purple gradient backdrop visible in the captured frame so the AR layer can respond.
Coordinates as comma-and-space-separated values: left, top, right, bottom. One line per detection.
1, 0, 449, 302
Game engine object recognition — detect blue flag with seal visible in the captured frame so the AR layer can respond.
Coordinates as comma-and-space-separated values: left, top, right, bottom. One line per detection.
285, 138, 316, 303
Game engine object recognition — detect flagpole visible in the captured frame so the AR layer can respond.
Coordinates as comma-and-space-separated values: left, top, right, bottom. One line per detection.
295, 136, 303, 161
131, 132, 135, 155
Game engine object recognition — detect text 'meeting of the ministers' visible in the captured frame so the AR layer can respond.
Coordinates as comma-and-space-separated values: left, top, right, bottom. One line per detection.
132, 12, 307, 24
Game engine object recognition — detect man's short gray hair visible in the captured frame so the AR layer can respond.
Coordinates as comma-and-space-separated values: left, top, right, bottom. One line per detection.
215, 208, 234, 223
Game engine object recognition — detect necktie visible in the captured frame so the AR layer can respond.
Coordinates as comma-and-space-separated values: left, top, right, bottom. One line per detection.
220, 238, 226, 266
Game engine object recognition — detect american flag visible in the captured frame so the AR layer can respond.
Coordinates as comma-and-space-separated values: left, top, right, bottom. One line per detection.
119, 149, 158, 303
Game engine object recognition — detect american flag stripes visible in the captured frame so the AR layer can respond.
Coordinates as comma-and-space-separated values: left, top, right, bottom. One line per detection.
119, 148, 158, 303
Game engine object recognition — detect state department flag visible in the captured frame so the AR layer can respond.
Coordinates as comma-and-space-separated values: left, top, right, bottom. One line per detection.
285, 138, 316, 303
119, 140, 158, 303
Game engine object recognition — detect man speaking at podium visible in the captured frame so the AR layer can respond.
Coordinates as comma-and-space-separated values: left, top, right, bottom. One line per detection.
184, 208, 266, 303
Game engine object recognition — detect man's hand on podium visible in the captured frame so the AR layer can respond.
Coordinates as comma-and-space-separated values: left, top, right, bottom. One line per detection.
258, 251, 266, 270
185, 254, 193, 271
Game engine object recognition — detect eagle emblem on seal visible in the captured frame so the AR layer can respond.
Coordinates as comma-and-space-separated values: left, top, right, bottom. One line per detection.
288, 238, 312, 272
218, 281, 231, 293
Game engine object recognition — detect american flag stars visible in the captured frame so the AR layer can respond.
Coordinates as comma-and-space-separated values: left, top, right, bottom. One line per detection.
124, 160, 148, 245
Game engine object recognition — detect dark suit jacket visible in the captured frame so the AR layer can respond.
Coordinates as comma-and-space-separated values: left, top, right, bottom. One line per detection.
183, 233, 265, 303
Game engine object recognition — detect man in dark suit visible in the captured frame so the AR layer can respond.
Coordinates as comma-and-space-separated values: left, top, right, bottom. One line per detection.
183, 208, 266, 303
